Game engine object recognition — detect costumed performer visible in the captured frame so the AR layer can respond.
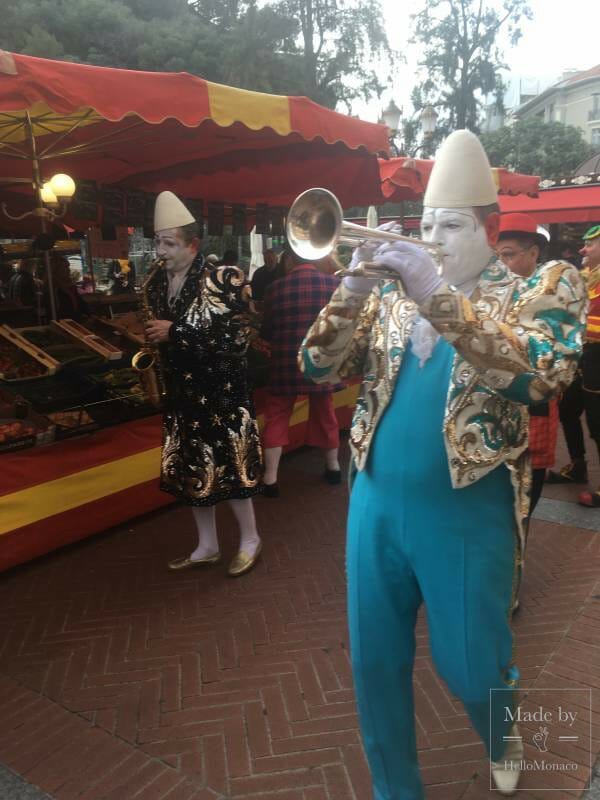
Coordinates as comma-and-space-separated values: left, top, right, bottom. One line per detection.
146, 191, 264, 577
299, 131, 586, 799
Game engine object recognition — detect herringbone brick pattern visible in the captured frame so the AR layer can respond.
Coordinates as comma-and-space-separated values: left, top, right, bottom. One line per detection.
0, 440, 599, 799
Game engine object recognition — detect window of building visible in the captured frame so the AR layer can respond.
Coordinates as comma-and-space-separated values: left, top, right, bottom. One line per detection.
592, 128, 600, 147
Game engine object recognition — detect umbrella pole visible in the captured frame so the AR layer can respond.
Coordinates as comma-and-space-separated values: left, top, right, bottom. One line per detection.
26, 113, 57, 322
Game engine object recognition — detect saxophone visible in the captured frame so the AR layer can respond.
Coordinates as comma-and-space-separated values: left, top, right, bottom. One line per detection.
132, 257, 167, 408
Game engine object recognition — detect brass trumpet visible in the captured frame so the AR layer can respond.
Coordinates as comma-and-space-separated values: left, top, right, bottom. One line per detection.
286, 187, 443, 279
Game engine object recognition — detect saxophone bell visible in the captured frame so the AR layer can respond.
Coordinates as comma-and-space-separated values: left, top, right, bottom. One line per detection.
131, 348, 155, 372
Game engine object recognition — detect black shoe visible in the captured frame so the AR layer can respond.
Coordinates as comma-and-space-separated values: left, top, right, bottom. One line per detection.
262, 482, 279, 498
324, 469, 342, 485
546, 461, 588, 484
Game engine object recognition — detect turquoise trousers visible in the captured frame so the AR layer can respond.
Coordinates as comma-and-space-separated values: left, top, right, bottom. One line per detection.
347, 340, 519, 800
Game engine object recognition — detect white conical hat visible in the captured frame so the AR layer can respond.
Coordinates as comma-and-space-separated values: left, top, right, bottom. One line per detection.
423, 130, 498, 208
154, 191, 195, 231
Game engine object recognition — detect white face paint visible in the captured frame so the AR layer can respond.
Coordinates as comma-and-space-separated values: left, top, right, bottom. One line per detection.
154, 227, 196, 273
421, 207, 494, 290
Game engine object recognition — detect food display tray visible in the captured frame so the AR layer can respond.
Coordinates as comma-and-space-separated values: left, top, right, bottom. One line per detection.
13, 325, 95, 365
52, 319, 124, 361
0, 326, 59, 381
0, 387, 55, 452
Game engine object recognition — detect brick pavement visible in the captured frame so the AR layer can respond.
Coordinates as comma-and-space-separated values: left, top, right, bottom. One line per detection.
0, 438, 599, 800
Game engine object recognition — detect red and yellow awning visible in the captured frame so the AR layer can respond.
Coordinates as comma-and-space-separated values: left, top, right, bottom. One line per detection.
0, 51, 389, 208
500, 185, 600, 224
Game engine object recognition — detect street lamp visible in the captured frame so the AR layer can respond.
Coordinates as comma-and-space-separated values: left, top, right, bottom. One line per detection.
2, 171, 77, 222
419, 105, 438, 157
1, 170, 77, 321
420, 105, 438, 138
381, 99, 403, 155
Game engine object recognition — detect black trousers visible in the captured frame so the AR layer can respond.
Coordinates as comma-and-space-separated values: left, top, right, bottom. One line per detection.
530, 468, 546, 515
558, 342, 600, 461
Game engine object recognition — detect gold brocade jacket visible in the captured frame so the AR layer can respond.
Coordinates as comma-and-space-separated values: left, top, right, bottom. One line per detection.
299, 259, 587, 558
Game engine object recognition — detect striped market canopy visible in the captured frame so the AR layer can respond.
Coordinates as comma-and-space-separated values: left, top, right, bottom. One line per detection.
0, 51, 390, 213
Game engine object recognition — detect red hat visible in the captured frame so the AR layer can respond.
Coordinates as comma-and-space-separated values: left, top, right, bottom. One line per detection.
498, 213, 548, 249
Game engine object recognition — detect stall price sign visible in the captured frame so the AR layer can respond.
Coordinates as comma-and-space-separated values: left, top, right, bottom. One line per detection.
232, 204, 247, 236
126, 190, 145, 227
88, 225, 129, 259
207, 202, 225, 236
143, 192, 157, 238
103, 186, 126, 225
269, 207, 285, 236
255, 203, 269, 235
186, 198, 204, 228
72, 180, 99, 221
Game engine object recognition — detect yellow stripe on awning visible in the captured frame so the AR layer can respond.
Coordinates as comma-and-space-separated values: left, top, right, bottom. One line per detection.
0, 447, 161, 535
0, 102, 103, 144
207, 82, 291, 135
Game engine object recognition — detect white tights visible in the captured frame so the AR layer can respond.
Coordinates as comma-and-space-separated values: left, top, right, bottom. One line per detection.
190, 498, 260, 560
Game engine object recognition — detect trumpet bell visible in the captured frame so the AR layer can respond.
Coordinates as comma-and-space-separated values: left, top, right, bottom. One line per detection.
286, 188, 343, 261
286, 187, 443, 266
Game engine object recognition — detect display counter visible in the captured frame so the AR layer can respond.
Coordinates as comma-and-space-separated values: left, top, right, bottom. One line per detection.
0, 382, 360, 572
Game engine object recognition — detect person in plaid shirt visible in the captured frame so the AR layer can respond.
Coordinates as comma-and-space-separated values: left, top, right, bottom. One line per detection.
261, 248, 342, 496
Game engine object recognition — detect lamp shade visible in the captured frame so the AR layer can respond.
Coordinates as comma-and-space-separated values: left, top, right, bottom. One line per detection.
420, 105, 438, 136
49, 173, 76, 199
40, 182, 58, 205
382, 100, 402, 134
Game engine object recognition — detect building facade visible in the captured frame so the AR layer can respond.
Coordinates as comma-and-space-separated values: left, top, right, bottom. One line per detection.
513, 65, 600, 147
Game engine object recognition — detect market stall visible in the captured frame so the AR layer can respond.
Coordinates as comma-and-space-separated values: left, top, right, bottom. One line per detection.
0, 52, 384, 569
0, 382, 359, 571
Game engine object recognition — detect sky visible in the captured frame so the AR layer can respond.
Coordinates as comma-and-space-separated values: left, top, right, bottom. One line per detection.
354, 0, 600, 122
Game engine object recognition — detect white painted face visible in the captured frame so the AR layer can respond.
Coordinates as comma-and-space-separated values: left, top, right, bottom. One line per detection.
154, 227, 196, 273
421, 207, 494, 290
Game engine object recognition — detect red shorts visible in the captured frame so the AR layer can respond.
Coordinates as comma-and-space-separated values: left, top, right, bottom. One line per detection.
262, 393, 340, 450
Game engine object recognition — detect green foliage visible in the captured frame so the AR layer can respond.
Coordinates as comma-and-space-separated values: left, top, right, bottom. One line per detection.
480, 118, 594, 179
0, 0, 392, 109
273, 0, 394, 108
0, 0, 222, 76
410, 0, 532, 133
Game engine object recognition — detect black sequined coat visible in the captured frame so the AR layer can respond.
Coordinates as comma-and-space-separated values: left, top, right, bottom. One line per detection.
151, 257, 263, 506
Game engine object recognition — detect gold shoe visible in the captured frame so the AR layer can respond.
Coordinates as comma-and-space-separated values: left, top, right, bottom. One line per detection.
167, 552, 221, 571
228, 541, 262, 577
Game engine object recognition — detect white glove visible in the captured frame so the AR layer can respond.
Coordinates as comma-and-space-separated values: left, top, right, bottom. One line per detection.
343, 221, 403, 295
372, 241, 443, 305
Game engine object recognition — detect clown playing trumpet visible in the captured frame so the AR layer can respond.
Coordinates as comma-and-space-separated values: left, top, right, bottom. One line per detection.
298, 131, 587, 799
